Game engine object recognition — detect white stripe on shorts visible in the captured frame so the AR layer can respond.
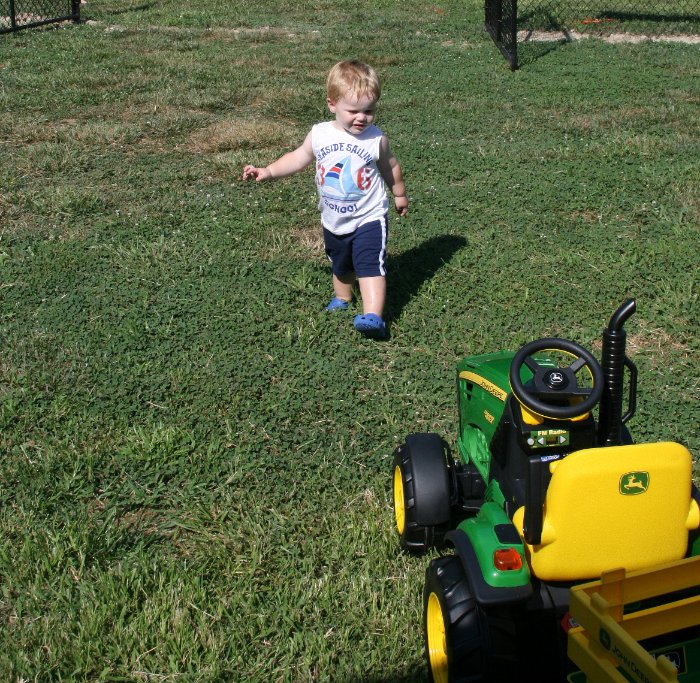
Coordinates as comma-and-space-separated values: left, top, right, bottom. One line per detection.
378, 214, 388, 276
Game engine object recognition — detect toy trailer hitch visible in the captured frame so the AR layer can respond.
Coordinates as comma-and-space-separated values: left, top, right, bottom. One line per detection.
597, 298, 638, 447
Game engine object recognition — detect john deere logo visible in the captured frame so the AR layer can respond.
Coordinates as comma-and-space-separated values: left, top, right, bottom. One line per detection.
620, 471, 650, 495
545, 370, 568, 390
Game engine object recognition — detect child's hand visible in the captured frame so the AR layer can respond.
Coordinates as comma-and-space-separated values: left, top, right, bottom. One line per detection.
394, 195, 409, 217
242, 165, 272, 182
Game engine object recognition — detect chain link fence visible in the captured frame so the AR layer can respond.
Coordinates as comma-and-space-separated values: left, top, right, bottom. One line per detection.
1, 0, 80, 33
520, 0, 700, 37
487, 0, 700, 68
486, 0, 519, 68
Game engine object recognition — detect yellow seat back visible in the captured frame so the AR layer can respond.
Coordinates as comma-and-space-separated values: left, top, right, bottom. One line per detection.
512, 442, 700, 581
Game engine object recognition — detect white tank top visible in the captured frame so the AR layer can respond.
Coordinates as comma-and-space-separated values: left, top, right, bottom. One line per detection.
311, 122, 388, 235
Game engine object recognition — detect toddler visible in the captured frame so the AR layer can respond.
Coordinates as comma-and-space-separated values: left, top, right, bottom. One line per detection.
242, 60, 408, 339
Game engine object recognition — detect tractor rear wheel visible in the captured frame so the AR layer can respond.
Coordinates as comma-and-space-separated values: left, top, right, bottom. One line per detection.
423, 556, 520, 683
392, 433, 451, 554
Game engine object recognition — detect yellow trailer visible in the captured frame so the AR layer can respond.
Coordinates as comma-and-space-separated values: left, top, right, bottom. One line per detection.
568, 555, 700, 682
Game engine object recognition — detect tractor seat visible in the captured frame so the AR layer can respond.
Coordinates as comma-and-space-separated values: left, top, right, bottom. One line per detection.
512, 442, 700, 581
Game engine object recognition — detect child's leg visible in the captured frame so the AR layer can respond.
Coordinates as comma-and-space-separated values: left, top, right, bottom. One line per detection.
357, 275, 386, 317
333, 271, 356, 302
353, 216, 388, 318
324, 227, 355, 306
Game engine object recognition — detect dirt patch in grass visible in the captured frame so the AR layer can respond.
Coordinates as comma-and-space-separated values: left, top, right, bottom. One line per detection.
518, 29, 700, 44
186, 119, 300, 155
571, 209, 601, 223
590, 321, 692, 362
292, 220, 324, 254
86, 20, 320, 42
117, 507, 170, 536
254, 219, 325, 262
626, 324, 693, 371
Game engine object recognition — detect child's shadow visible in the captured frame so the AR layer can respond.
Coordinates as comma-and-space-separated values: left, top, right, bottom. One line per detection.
385, 234, 467, 323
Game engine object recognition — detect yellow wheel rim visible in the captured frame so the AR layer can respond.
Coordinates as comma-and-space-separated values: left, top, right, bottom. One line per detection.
393, 465, 406, 536
426, 591, 449, 683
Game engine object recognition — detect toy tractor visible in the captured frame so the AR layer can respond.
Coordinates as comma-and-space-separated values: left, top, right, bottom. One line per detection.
391, 299, 700, 682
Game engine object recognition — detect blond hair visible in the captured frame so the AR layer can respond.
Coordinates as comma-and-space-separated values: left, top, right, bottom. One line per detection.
326, 60, 381, 103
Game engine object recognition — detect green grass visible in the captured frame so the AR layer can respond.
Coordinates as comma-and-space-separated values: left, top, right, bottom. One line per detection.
1, 1, 699, 680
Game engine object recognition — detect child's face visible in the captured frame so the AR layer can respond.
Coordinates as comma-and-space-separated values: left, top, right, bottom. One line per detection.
327, 93, 377, 135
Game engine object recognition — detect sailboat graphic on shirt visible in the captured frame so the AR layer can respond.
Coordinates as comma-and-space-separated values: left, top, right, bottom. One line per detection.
321, 156, 366, 202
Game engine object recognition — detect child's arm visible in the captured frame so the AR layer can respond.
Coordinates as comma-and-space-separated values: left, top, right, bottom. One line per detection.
377, 136, 408, 217
243, 131, 314, 182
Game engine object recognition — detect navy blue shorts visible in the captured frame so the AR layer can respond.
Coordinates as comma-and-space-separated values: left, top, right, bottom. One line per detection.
323, 216, 388, 278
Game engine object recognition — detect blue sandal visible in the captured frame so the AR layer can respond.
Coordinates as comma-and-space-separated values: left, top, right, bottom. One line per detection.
325, 297, 350, 312
354, 314, 387, 339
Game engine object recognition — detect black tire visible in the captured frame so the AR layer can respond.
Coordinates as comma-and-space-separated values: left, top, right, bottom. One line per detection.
423, 556, 520, 683
392, 433, 451, 555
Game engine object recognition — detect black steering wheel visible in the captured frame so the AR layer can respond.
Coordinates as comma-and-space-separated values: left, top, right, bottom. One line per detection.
509, 338, 604, 420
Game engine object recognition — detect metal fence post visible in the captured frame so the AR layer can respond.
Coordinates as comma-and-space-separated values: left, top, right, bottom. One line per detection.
485, 0, 519, 69
509, 0, 518, 69
495, 0, 503, 40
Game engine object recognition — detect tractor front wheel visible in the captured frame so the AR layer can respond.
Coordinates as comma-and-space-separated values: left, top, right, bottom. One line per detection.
392, 433, 451, 554
423, 556, 520, 683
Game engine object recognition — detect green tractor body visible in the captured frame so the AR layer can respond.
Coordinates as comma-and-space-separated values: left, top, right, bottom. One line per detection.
392, 300, 700, 682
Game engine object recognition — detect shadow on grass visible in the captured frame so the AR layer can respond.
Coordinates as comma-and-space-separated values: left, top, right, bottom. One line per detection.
515, 8, 570, 68
517, 37, 570, 68
86, 2, 157, 18
595, 11, 700, 22
386, 234, 468, 323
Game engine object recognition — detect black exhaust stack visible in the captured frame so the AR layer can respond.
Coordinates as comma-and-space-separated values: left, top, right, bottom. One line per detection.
597, 299, 638, 446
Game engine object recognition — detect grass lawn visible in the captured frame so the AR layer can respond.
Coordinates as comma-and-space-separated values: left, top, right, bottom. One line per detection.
0, 1, 698, 680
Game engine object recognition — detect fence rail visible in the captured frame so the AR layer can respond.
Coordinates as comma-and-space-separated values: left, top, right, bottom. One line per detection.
1, 0, 80, 33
